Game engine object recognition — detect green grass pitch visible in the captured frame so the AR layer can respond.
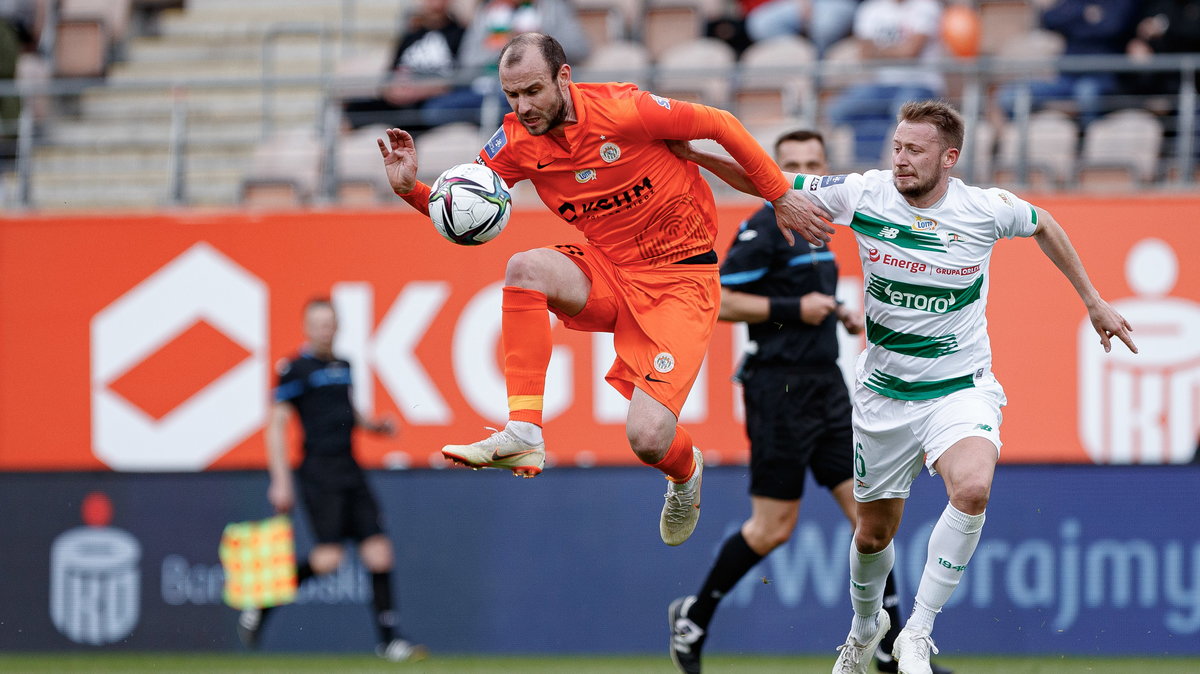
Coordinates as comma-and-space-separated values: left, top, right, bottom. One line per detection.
1, 653, 1198, 673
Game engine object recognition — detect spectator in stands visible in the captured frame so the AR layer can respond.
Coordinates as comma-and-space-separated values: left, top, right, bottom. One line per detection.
342, 0, 481, 132
0, 0, 38, 150
1124, 1, 1200, 99
1124, 0, 1200, 164
995, 0, 1140, 129
704, 7, 754, 59
825, 0, 943, 165
458, 0, 589, 126
744, 0, 861, 57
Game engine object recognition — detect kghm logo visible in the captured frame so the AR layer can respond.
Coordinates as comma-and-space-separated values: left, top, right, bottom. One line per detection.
50, 492, 141, 645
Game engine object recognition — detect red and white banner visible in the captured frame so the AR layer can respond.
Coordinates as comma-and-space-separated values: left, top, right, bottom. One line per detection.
2, 197, 1197, 471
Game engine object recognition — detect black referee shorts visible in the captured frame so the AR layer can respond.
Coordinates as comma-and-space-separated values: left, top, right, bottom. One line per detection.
297, 462, 385, 544
741, 364, 854, 501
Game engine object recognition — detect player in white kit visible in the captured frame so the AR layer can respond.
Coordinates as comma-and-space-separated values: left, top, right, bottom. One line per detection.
672, 100, 1138, 674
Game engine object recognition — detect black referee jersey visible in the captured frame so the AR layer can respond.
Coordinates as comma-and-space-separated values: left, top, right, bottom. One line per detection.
274, 351, 358, 458
720, 202, 842, 369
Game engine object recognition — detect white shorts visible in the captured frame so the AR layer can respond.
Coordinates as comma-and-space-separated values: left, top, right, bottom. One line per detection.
851, 377, 1006, 502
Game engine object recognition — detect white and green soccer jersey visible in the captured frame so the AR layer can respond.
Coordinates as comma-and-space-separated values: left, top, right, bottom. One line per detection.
793, 170, 1039, 400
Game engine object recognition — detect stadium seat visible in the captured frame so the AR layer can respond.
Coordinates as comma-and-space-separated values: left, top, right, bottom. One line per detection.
977, 0, 1035, 57
577, 40, 651, 89
641, 0, 722, 62
992, 29, 1065, 85
414, 122, 485, 185
573, 0, 644, 47
994, 109, 1077, 190
334, 48, 393, 100
817, 37, 868, 98
54, 0, 133, 78
747, 119, 811, 155
1077, 108, 1164, 191
735, 36, 817, 126
335, 124, 392, 205
960, 118, 997, 184
653, 37, 735, 108
240, 127, 323, 207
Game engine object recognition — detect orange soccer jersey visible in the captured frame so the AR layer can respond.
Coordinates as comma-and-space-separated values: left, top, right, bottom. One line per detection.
474, 81, 789, 267
398, 82, 789, 423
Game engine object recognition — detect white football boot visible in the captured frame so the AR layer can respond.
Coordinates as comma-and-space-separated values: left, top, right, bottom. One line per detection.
441, 427, 545, 478
892, 627, 938, 674
832, 608, 890, 674
660, 448, 703, 546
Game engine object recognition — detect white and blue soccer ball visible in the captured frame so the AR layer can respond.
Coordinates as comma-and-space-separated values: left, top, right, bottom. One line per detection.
428, 163, 512, 246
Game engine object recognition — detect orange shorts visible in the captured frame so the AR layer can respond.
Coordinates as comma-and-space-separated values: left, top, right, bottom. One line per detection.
546, 243, 719, 417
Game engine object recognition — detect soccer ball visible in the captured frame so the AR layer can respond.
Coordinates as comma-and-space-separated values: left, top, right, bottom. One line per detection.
428, 163, 512, 246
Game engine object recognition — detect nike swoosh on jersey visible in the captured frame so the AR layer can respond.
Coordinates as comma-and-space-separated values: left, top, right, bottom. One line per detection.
536, 158, 557, 169
645, 373, 669, 384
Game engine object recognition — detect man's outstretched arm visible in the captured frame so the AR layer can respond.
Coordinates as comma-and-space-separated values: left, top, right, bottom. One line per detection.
1032, 206, 1137, 354
667, 139, 833, 247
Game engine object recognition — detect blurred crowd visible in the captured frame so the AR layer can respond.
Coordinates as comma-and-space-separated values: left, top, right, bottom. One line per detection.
1, 0, 1197, 203
333, 0, 1200, 169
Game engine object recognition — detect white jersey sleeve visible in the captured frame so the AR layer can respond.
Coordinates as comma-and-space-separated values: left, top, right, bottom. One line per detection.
985, 187, 1039, 240
791, 172, 865, 226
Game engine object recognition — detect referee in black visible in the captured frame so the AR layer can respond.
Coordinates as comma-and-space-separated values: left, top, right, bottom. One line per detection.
238, 297, 425, 662
667, 131, 951, 674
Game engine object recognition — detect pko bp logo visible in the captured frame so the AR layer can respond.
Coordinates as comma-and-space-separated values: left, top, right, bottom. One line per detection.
90, 243, 267, 471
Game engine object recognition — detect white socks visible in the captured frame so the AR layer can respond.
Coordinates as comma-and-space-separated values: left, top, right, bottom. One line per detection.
848, 541, 894, 642
505, 420, 543, 446
909, 503, 986, 635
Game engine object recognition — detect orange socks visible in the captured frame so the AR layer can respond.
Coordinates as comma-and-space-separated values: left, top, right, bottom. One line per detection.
650, 426, 696, 482
502, 286, 552, 426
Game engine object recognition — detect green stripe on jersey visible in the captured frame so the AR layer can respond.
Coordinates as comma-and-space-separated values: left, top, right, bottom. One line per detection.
865, 316, 960, 358
866, 273, 984, 314
851, 212, 947, 252
864, 370, 976, 400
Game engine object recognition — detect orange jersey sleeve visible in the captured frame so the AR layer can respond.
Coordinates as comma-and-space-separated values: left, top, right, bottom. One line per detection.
475, 83, 731, 267
631, 91, 789, 203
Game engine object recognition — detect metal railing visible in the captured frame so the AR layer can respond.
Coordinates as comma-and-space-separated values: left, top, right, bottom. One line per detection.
0, 51, 1196, 211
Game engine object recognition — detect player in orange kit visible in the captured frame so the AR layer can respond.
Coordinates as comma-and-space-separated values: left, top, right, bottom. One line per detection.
378, 32, 832, 546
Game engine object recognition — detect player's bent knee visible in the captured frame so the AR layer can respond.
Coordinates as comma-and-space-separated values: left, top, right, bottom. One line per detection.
505, 249, 558, 288
627, 428, 672, 464
359, 536, 394, 572
950, 483, 991, 515
309, 545, 344, 575
748, 525, 792, 552
853, 528, 893, 554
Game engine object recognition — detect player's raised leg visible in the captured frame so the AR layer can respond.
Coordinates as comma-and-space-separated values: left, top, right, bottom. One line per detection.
441, 248, 588, 476
895, 438, 992, 674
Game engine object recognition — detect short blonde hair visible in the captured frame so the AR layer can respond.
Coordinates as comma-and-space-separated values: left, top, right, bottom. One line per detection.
898, 100, 965, 152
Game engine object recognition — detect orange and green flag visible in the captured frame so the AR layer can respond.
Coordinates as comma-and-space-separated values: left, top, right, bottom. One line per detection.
220, 515, 297, 609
